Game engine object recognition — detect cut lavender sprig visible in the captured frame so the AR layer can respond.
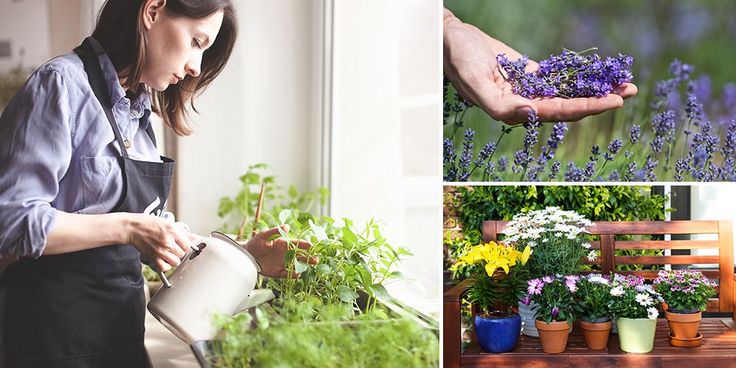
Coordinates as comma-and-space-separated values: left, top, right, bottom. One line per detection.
497, 48, 633, 99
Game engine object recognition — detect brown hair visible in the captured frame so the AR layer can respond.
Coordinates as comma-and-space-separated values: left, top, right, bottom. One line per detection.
92, 0, 237, 135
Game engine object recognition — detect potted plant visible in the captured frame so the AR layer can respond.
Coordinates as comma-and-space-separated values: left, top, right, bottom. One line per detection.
523, 275, 581, 354
576, 274, 612, 350
503, 207, 593, 336
451, 241, 531, 353
608, 274, 662, 353
189, 168, 439, 367
654, 270, 716, 343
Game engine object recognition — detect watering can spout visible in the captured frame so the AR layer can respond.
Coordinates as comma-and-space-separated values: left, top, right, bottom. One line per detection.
235, 288, 275, 314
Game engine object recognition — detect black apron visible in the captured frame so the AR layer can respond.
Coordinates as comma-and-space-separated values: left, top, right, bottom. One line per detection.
3, 38, 174, 368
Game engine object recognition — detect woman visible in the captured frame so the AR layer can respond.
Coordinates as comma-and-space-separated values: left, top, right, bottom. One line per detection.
0, 0, 309, 366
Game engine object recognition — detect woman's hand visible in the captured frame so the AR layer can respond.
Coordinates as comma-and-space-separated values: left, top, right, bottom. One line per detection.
244, 224, 318, 279
443, 8, 637, 124
126, 213, 194, 272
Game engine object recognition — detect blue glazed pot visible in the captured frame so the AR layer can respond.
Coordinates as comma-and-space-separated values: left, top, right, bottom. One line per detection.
475, 313, 522, 353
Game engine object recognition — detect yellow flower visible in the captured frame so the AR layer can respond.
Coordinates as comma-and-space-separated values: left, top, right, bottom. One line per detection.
452, 241, 529, 277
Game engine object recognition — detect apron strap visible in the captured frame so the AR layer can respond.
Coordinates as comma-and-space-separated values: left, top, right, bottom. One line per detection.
74, 39, 156, 157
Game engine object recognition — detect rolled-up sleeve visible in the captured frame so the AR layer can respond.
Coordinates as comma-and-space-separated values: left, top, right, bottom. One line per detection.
0, 67, 72, 258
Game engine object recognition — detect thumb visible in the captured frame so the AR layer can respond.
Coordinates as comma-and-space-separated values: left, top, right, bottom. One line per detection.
257, 224, 290, 241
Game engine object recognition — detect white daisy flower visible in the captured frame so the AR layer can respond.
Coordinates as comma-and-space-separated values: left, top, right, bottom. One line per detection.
610, 286, 624, 297
647, 307, 659, 320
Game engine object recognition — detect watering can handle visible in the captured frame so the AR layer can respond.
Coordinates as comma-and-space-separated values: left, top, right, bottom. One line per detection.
157, 243, 206, 288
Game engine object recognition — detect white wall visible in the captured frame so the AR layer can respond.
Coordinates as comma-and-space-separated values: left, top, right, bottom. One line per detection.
329, 0, 441, 314
176, 0, 323, 233
0, 0, 50, 73
690, 185, 736, 261
177, 0, 441, 314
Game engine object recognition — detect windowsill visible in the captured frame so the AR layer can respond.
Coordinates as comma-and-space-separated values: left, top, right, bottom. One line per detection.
144, 309, 199, 368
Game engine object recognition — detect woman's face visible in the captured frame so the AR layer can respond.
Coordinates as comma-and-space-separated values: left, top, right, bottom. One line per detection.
141, 2, 224, 91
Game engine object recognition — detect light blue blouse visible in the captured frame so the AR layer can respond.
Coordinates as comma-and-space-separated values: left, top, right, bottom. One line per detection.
0, 38, 160, 258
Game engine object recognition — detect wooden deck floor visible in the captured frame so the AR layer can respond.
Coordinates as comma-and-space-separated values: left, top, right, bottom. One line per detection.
460, 319, 736, 367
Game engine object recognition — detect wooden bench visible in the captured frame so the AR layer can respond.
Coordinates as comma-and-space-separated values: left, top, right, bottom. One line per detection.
444, 220, 736, 367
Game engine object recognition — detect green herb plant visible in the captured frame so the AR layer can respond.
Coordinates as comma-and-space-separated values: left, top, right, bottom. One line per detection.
208, 168, 438, 367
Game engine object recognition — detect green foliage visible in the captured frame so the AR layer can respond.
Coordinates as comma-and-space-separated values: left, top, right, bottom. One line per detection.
267, 210, 411, 310
212, 301, 438, 368
654, 270, 717, 312
527, 238, 588, 279
453, 185, 669, 272
456, 186, 667, 231
211, 169, 437, 366
217, 163, 329, 240
576, 275, 613, 321
466, 268, 529, 317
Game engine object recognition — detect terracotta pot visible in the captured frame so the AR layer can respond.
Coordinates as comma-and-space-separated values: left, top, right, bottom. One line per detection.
665, 310, 702, 339
535, 319, 570, 354
580, 319, 612, 350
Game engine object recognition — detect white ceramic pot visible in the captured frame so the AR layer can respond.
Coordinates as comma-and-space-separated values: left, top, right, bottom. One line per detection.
518, 300, 539, 337
147, 231, 274, 344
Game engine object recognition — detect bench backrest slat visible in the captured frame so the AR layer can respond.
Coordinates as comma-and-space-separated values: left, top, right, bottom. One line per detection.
482, 220, 734, 313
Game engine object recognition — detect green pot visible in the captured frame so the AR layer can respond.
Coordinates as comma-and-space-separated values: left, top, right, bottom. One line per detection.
617, 317, 656, 353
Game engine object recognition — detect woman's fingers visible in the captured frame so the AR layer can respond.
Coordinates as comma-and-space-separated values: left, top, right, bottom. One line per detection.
534, 94, 624, 122
256, 224, 289, 241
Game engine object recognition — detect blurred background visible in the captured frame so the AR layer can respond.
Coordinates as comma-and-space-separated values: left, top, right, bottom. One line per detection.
0, 0, 441, 315
444, 0, 736, 180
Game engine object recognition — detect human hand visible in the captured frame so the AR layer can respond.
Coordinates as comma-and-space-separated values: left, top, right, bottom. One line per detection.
443, 9, 637, 124
126, 214, 194, 272
244, 224, 318, 279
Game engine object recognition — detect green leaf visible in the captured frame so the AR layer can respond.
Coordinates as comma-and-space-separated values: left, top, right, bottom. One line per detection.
337, 285, 359, 302
369, 284, 389, 299
288, 185, 299, 199
294, 260, 309, 273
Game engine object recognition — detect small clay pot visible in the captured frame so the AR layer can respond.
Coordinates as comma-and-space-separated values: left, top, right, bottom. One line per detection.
665, 310, 702, 339
535, 319, 571, 354
580, 319, 612, 350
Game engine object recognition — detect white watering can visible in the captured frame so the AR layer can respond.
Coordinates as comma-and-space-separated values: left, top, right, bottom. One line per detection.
147, 231, 274, 344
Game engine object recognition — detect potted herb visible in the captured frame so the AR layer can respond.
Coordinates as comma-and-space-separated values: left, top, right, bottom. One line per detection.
576, 274, 612, 350
450, 241, 531, 353
503, 207, 593, 336
523, 275, 581, 354
654, 270, 716, 342
196, 169, 439, 366
608, 274, 662, 353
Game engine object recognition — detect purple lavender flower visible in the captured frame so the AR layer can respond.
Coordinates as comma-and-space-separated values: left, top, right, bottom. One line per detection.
549, 160, 561, 179
474, 142, 496, 167
551, 307, 559, 319
604, 139, 623, 161
608, 170, 620, 181
669, 59, 693, 82
498, 156, 509, 173
564, 162, 586, 182
541, 122, 568, 161
686, 81, 705, 123
457, 129, 475, 181
443, 138, 457, 181
497, 49, 633, 99
630, 125, 641, 144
